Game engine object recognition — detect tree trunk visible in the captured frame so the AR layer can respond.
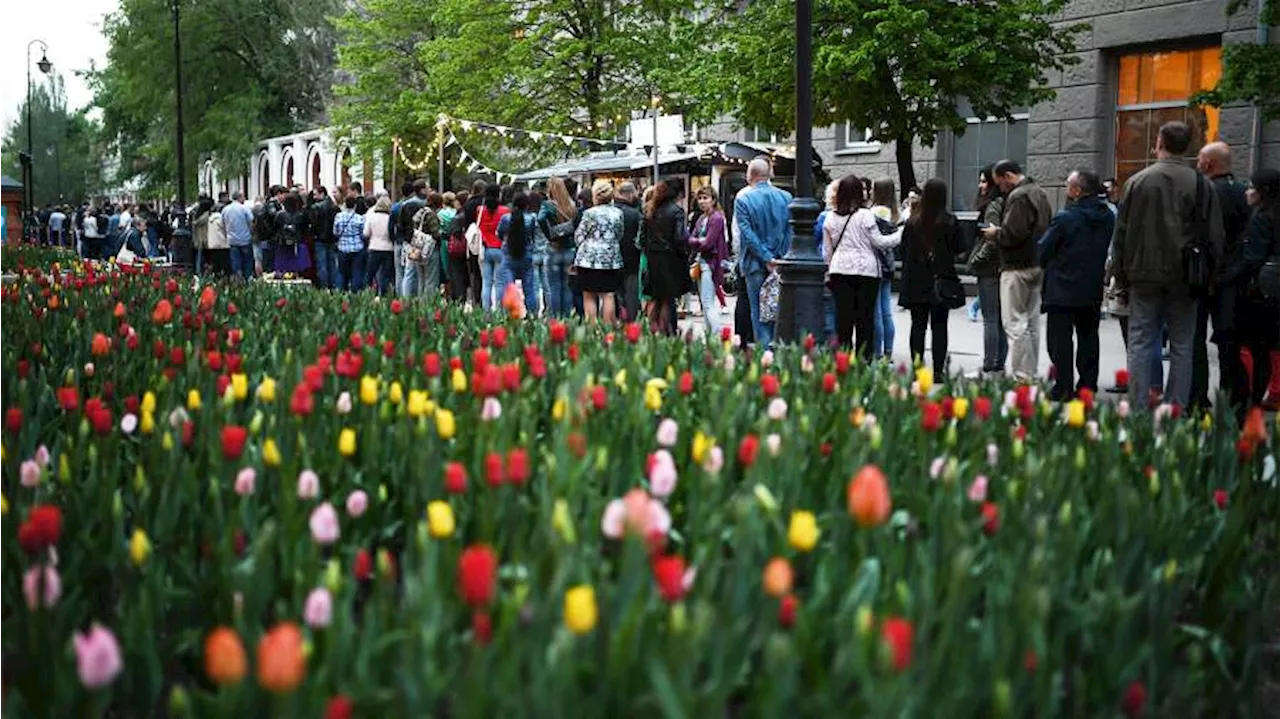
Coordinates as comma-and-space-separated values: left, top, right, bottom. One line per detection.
895, 136, 917, 199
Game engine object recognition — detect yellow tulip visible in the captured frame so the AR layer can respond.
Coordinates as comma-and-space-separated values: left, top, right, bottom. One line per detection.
129, 528, 152, 566
388, 382, 403, 405
614, 368, 627, 392
407, 390, 429, 418
451, 368, 467, 393
564, 585, 598, 635
142, 391, 157, 413
187, 389, 202, 411
359, 375, 379, 406
263, 438, 282, 467
426, 501, 455, 539
787, 510, 820, 552
338, 428, 357, 457
231, 374, 249, 401
436, 409, 456, 440
551, 396, 567, 421
644, 385, 663, 412
952, 397, 969, 420
915, 367, 933, 393
692, 431, 713, 465
1065, 400, 1085, 428
256, 377, 277, 403
1, 492, 7, 516
162, 432, 174, 451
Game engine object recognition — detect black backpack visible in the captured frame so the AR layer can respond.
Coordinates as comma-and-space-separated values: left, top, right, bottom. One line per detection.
277, 211, 300, 247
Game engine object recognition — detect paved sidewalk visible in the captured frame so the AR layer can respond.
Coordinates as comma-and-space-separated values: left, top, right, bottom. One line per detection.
677, 292, 1220, 392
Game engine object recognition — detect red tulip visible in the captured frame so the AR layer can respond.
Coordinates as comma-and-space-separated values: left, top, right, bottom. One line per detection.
458, 545, 498, 607
221, 425, 249, 459
478, 329, 490, 347
549, 321, 567, 344
444, 462, 468, 494
423, 352, 442, 377
472, 347, 490, 373
20, 504, 63, 552
5, 407, 22, 435
91, 333, 111, 357
91, 407, 114, 436
170, 346, 186, 367
484, 452, 505, 488
880, 617, 914, 671
760, 374, 779, 398
506, 448, 530, 485
151, 298, 173, 324
1023, 649, 1038, 673
290, 384, 315, 417
568, 343, 580, 363
778, 594, 798, 628
720, 326, 732, 342
1121, 680, 1146, 717
678, 371, 694, 395
1077, 387, 1095, 411
835, 351, 851, 375
1213, 489, 1228, 509
324, 695, 354, 719
737, 434, 760, 469
1114, 368, 1130, 389
652, 555, 687, 602
920, 401, 942, 432
57, 387, 80, 412
591, 385, 607, 411
471, 611, 493, 645
492, 326, 508, 349
974, 396, 992, 420
353, 549, 373, 581
625, 322, 641, 344
803, 334, 816, 352
981, 502, 1000, 536
17, 359, 29, 379
822, 372, 837, 394
501, 362, 521, 392
390, 299, 403, 314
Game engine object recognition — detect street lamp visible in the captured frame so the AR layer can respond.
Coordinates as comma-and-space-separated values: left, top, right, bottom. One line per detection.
775, 0, 825, 344
169, 0, 193, 268
26, 40, 52, 217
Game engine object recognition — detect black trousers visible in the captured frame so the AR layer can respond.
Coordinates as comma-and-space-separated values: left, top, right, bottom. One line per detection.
908, 305, 950, 373
734, 274, 755, 345
830, 274, 881, 361
1046, 306, 1101, 401
1190, 298, 1211, 408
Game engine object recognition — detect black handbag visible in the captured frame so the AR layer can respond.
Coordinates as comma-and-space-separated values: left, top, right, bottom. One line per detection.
1182, 174, 1214, 297
1258, 255, 1280, 300
933, 275, 966, 309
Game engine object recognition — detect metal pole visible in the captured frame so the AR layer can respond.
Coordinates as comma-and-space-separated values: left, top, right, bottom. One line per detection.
169, 0, 193, 268
775, 0, 825, 345
25, 40, 48, 217
652, 105, 660, 188
438, 132, 445, 191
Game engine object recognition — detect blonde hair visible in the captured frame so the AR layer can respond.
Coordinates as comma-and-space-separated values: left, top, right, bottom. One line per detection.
547, 177, 577, 221
374, 196, 392, 213
442, 191, 457, 207
591, 179, 614, 205
823, 182, 838, 210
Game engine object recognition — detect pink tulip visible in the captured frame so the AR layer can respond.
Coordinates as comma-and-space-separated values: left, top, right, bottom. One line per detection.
234, 467, 257, 496
929, 456, 946, 480
986, 443, 999, 467
767, 398, 788, 421
703, 446, 724, 474
967, 475, 989, 503
766, 433, 782, 457
649, 453, 678, 498
23, 565, 61, 610
346, 490, 369, 518
1117, 400, 1131, 419
120, 414, 138, 435
336, 391, 352, 414
72, 623, 123, 689
304, 587, 333, 628
655, 418, 678, 447
20, 459, 41, 488
309, 503, 341, 545
297, 469, 320, 500
34, 444, 50, 467
481, 397, 502, 421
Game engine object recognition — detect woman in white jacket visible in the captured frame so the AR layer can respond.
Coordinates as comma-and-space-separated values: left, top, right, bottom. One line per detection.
362, 196, 394, 295
823, 175, 902, 359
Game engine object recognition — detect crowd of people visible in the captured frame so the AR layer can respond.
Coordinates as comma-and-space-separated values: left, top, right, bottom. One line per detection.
32, 118, 1277, 419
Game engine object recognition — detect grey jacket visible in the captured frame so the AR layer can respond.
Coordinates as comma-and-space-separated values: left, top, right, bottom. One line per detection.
1113, 158, 1224, 289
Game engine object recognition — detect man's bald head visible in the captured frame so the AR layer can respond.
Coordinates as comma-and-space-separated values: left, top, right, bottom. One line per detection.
747, 157, 773, 185
1197, 141, 1231, 176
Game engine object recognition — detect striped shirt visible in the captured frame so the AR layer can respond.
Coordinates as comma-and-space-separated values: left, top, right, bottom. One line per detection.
333, 210, 365, 253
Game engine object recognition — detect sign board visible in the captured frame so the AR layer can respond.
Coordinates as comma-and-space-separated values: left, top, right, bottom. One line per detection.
629, 115, 685, 149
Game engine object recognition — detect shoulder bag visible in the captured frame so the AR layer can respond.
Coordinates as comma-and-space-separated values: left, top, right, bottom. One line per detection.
1182, 174, 1214, 297
823, 213, 856, 290
407, 207, 436, 263
465, 208, 484, 257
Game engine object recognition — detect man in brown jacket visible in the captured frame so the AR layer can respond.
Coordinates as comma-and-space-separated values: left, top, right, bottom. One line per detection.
981, 160, 1054, 381
1112, 121, 1224, 409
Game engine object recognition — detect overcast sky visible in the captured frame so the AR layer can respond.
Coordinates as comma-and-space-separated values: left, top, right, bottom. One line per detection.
2, 0, 116, 130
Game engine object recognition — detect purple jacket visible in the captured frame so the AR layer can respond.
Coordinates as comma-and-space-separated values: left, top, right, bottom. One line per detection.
691, 210, 729, 290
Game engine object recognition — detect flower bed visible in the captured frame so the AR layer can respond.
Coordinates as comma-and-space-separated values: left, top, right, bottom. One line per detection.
2, 245, 1277, 717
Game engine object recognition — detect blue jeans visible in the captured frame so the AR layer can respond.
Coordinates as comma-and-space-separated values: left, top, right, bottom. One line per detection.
822, 289, 837, 346
977, 275, 1008, 371
744, 268, 775, 349
393, 244, 405, 297
500, 254, 539, 313
872, 279, 895, 358
480, 247, 503, 310
402, 251, 441, 298
532, 249, 549, 314
260, 243, 276, 276
545, 247, 575, 317
697, 258, 723, 336
1128, 288, 1195, 408
365, 250, 395, 295
313, 243, 338, 289
338, 249, 367, 292
230, 245, 255, 279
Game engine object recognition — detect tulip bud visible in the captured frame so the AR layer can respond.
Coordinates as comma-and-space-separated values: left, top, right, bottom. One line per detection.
79, 418, 90, 438
855, 605, 874, 638
113, 489, 124, 519
552, 499, 576, 544
415, 520, 429, 551
944, 424, 957, 447
764, 632, 793, 664
1057, 501, 1072, 526
869, 425, 883, 451
1073, 445, 1086, 470
753, 484, 779, 514
1034, 587, 1050, 618
993, 679, 1012, 718
88, 444, 99, 466
1162, 559, 1177, 584
1012, 439, 1025, 461
249, 411, 264, 436
1148, 470, 1160, 497
1007, 479, 1020, 500
895, 580, 911, 608
59, 454, 71, 483
134, 466, 148, 494
168, 685, 190, 717
594, 447, 608, 471
669, 602, 688, 635
324, 558, 342, 592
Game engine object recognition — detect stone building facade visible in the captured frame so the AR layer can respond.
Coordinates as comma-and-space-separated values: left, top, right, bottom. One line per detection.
706, 0, 1277, 214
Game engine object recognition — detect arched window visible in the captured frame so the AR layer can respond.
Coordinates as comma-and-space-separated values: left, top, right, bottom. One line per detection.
257, 153, 271, 199
282, 149, 295, 188
339, 147, 353, 191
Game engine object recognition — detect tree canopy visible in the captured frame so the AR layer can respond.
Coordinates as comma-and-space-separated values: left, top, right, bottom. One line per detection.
1197, 0, 1280, 121
2, 75, 103, 207
89, 0, 339, 197
331, 0, 702, 174
674, 0, 1081, 192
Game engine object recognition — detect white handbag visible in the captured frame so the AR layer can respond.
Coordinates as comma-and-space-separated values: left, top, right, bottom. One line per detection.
465, 208, 483, 257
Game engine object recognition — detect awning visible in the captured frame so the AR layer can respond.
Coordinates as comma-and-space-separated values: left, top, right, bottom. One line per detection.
515, 149, 706, 182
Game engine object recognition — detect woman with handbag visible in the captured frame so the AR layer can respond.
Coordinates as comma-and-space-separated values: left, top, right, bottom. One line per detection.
572, 180, 626, 323
689, 186, 729, 336
1220, 168, 1280, 414
497, 192, 543, 315
898, 179, 963, 375
476, 185, 510, 310
540, 177, 578, 317
824, 175, 903, 359
641, 178, 690, 336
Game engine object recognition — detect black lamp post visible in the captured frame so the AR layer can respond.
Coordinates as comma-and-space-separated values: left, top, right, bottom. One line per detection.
26, 40, 52, 217
169, 0, 193, 268
774, 0, 825, 345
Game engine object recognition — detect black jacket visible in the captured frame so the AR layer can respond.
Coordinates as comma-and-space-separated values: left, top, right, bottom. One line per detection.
310, 197, 338, 244
399, 196, 427, 245
614, 199, 642, 272
897, 213, 962, 307
641, 200, 687, 256
1038, 197, 1115, 309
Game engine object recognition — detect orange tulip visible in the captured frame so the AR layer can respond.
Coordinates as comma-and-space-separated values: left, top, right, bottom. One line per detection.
91, 333, 111, 357
847, 464, 892, 528
762, 557, 793, 598
256, 622, 305, 693
151, 298, 173, 325
199, 286, 217, 313
203, 626, 247, 685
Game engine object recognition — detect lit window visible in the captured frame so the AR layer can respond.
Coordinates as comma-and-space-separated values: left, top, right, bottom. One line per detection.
1114, 46, 1220, 186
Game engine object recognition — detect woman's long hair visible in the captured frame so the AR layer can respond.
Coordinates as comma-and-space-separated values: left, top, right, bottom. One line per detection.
833, 175, 865, 216
871, 178, 899, 223
547, 177, 577, 222
507, 192, 530, 259
976, 163, 1000, 215
483, 184, 501, 213
645, 181, 672, 220
907, 178, 949, 259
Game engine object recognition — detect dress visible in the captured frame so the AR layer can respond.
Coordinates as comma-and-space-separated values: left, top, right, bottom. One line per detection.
573, 204, 624, 293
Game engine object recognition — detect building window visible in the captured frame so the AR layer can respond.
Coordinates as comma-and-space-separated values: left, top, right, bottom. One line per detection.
949, 113, 1028, 212
745, 126, 776, 143
835, 123, 881, 155
1114, 46, 1220, 186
